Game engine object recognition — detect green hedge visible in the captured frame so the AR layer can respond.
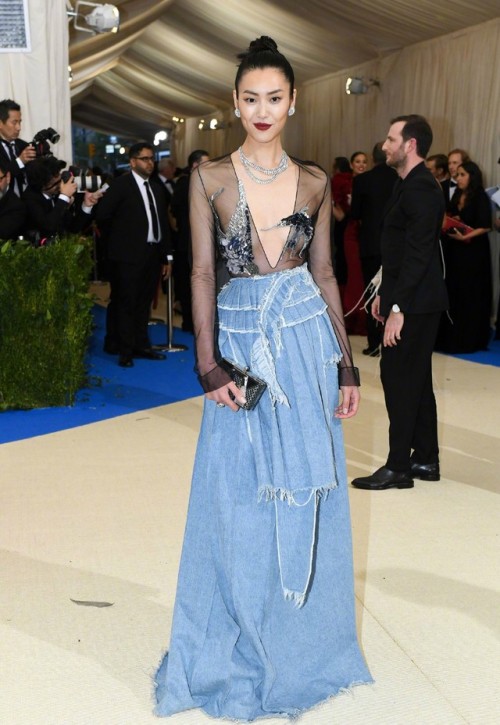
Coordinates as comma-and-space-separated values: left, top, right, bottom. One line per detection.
0, 236, 94, 410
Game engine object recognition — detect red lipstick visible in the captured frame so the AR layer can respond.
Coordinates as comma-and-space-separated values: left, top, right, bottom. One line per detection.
254, 123, 271, 131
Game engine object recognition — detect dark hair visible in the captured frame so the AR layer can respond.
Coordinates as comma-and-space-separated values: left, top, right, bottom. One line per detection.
350, 151, 367, 164
25, 156, 62, 192
427, 153, 449, 176
448, 148, 470, 163
0, 156, 9, 175
129, 142, 153, 160
235, 36, 294, 97
188, 149, 209, 170
458, 161, 485, 204
372, 142, 386, 165
333, 156, 350, 174
0, 98, 21, 123
391, 114, 433, 158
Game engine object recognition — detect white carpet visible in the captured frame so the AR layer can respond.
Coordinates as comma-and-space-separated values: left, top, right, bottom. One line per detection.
1, 339, 498, 724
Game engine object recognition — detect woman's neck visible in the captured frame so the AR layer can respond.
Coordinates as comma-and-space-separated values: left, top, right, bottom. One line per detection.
240, 139, 284, 168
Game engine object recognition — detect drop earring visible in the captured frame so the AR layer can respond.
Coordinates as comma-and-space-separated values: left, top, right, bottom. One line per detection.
234, 108, 241, 118
288, 107, 295, 117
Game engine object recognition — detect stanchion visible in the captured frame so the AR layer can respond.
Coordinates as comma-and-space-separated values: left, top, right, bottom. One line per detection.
153, 276, 188, 352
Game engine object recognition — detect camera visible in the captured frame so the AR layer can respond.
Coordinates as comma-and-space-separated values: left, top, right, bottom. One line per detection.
32, 128, 60, 158
61, 166, 105, 193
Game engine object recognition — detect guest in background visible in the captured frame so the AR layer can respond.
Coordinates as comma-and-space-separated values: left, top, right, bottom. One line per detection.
330, 156, 351, 287
426, 153, 449, 184
335, 151, 368, 336
442, 148, 470, 202
95, 142, 173, 367
351, 142, 397, 355
436, 161, 492, 353
0, 156, 26, 240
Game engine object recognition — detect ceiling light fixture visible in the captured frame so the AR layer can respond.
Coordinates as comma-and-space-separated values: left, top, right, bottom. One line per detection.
345, 77, 381, 95
67, 1, 120, 35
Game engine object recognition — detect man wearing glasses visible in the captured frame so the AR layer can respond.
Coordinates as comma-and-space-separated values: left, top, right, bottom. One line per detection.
95, 142, 173, 367
0, 157, 26, 240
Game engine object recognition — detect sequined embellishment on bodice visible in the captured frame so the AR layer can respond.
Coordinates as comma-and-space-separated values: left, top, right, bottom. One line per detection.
209, 180, 314, 276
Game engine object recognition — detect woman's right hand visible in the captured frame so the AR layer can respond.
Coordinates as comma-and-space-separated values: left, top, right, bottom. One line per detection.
206, 381, 246, 412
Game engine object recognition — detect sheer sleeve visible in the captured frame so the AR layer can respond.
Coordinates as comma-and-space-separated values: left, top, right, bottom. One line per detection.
190, 168, 232, 393
308, 175, 360, 387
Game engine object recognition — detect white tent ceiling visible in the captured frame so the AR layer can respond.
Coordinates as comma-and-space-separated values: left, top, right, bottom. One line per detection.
69, 0, 500, 140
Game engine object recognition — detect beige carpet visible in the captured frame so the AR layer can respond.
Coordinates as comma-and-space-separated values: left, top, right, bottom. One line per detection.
1, 338, 498, 724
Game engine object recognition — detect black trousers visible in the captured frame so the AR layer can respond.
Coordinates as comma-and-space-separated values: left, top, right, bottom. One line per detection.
360, 254, 382, 350
106, 244, 162, 356
380, 312, 441, 471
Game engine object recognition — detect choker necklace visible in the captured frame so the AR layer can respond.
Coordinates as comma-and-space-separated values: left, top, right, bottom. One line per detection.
238, 147, 289, 185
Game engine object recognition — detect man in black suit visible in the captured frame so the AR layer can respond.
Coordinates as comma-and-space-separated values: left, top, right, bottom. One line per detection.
23, 157, 97, 242
0, 157, 26, 240
352, 115, 448, 491
351, 142, 397, 355
0, 99, 36, 196
95, 142, 173, 367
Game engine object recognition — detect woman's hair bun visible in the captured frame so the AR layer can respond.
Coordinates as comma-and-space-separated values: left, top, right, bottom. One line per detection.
237, 36, 279, 62
249, 36, 278, 54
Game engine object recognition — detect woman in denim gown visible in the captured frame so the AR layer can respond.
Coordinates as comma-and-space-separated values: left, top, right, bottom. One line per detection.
155, 36, 372, 721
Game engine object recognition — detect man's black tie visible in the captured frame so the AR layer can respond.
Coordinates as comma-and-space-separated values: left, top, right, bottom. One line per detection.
5, 141, 17, 161
144, 181, 159, 240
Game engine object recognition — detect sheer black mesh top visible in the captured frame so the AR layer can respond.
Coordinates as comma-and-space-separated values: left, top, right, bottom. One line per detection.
189, 154, 359, 392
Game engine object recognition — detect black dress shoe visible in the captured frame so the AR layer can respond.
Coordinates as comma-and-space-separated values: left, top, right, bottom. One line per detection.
410, 460, 440, 481
133, 348, 166, 360
351, 466, 414, 490
362, 345, 380, 357
118, 354, 134, 368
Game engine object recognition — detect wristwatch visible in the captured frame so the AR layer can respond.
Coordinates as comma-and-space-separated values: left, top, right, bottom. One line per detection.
391, 304, 401, 313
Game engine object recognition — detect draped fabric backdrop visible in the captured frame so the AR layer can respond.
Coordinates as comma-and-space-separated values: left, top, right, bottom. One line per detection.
0, 0, 72, 163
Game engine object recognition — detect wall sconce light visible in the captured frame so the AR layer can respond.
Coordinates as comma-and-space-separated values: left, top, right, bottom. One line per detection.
345, 77, 381, 95
67, 1, 120, 35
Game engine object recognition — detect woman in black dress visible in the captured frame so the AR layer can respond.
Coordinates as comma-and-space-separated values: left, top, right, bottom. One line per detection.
436, 161, 492, 353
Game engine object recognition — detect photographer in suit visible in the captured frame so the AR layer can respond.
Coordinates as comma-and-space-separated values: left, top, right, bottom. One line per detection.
23, 157, 98, 241
0, 99, 36, 196
95, 142, 173, 368
352, 115, 448, 491
0, 156, 26, 240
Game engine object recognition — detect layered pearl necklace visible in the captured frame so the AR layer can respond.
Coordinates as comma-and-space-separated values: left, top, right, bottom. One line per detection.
238, 147, 289, 185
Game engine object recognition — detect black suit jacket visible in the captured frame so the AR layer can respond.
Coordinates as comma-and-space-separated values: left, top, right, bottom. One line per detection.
95, 172, 172, 263
23, 188, 92, 239
0, 138, 30, 192
379, 161, 448, 317
350, 163, 397, 257
0, 191, 26, 240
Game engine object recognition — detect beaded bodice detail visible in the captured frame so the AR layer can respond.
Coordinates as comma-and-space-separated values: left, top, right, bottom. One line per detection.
209, 179, 314, 276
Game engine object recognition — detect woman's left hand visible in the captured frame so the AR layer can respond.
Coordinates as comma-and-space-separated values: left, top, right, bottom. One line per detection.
335, 386, 360, 419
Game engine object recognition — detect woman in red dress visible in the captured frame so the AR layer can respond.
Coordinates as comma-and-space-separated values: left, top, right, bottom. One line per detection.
332, 151, 368, 335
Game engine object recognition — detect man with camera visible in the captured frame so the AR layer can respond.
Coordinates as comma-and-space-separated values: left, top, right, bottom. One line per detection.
0, 99, 36, 197
0, 156, 26, 241
23, 156, 100, 242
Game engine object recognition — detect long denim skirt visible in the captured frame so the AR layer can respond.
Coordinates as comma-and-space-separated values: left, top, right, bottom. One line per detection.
155, 266, 371, 721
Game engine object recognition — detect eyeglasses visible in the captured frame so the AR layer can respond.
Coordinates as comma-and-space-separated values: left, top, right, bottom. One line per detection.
133, 155, 155, 162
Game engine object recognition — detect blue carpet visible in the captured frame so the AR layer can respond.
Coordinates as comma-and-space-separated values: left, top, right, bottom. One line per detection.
0, 305, 199, 445
448, 337, 500, 367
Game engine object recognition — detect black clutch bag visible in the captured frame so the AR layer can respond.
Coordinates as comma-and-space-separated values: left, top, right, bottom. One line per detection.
219, 358, 267, 410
